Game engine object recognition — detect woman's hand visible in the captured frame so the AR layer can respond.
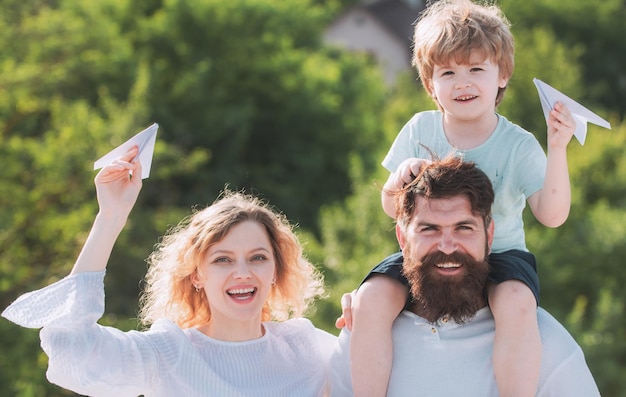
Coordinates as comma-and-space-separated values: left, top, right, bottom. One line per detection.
70, 146, 144, 275
95, 146, 143, 224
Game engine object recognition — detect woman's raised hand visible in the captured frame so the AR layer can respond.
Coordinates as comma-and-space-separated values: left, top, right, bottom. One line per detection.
94, 145, 143, 224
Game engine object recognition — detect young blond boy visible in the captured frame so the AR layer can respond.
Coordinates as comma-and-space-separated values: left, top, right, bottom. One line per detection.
349, 1, 576, 396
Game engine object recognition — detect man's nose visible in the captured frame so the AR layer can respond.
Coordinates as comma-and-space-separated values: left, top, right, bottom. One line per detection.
437, 232, 458, 255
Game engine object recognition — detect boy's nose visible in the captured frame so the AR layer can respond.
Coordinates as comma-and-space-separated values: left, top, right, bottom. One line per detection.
455, 79, 472, 89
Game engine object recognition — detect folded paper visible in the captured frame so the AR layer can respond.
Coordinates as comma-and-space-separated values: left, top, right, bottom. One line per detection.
94, 123, 158, 179
533, 78, 610, 145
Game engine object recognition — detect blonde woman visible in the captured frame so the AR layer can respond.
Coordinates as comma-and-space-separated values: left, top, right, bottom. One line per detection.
3, 146, 336, 396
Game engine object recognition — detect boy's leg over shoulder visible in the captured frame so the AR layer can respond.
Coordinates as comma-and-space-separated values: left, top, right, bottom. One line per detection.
351, 252, 409, 397
488, 250, 541, 397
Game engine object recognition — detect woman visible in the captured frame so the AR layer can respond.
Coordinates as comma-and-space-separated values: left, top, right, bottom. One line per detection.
2, 146, 336, 396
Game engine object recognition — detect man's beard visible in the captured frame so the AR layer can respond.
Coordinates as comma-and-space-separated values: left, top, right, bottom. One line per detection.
402, 250, 489, 324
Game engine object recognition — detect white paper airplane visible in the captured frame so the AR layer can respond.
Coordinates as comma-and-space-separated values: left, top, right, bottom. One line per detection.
533, 78, 611, 145
94, 123, 159, 179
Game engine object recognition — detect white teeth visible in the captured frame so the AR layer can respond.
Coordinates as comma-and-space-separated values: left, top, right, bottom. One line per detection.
456, 95, 476, 101
227, 288, 255, 295
436, 263, 461, 269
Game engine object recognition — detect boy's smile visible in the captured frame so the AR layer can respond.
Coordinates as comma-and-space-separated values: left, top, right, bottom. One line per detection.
429, 51, 509, 148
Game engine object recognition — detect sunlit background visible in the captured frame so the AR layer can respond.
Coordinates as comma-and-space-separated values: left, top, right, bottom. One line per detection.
1, 0, 624, 395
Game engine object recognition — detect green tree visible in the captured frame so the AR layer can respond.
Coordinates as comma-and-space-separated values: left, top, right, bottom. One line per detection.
500, 0, 626, 118
0, 0, 388, 394
137, 0, 387, 229
526, 121, 626, 396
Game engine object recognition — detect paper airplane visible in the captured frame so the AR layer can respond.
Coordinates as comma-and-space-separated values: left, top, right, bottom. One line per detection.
94, 123, 159, 179
533, 78, 611, 145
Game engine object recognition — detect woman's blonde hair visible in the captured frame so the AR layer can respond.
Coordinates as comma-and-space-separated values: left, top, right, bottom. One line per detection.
412, 0, 515, 107
138, 190, 324, 329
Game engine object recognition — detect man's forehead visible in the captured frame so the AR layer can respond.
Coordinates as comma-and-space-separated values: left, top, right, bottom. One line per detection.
412, 196, 480, 224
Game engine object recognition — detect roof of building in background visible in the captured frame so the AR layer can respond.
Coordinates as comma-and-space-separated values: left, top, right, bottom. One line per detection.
363, 0, 424, 46
324, 0, 425, 84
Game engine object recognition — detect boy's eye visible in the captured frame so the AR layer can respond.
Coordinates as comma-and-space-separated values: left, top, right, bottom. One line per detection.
470, 67, 484, 72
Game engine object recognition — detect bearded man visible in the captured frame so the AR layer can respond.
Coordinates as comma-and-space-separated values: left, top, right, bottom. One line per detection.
329, 157, 599, 396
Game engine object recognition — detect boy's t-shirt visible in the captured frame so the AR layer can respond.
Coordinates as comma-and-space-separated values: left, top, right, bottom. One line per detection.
382, 110, 547, 253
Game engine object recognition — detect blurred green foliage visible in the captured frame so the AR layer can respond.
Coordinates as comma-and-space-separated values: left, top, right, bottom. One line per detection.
1, 0, 624, 395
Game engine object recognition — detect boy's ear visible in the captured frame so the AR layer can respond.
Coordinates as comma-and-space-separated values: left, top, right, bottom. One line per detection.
499, 75, 510, 89
425, 80, 436, 97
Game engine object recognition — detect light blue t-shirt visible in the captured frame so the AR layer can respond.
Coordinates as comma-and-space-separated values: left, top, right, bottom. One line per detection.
382, 110, 547, 252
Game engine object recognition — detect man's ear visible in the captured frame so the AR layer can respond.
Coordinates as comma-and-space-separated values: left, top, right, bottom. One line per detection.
487, 219, 495, 252
396, 223, 407, 250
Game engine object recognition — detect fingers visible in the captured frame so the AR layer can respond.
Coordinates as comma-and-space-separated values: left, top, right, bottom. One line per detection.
341, 292, 353, 331
548, 102, 575, 144
550, 103, 574, 128
95, 146, 141, 183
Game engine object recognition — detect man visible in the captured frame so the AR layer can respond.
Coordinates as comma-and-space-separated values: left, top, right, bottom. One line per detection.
329, 157, 600, 396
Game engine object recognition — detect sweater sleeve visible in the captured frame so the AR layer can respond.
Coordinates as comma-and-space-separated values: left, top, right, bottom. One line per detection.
2, 271, 106, 328
2, 272, 169, 397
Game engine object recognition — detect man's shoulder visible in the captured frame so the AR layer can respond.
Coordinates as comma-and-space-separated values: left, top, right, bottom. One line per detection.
536, 307, 579, 345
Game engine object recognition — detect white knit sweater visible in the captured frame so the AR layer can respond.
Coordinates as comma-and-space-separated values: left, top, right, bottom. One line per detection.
2, 271, 337, 397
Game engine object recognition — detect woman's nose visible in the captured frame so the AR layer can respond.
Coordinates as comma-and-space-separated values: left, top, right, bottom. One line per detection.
233, 260, 252, 279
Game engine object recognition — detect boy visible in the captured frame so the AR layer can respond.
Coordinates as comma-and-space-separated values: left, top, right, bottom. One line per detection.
349, 1, 576, 396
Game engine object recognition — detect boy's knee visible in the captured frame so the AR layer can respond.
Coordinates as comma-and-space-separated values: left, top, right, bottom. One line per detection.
354, 275, 408, 318
489, 280, 537, 316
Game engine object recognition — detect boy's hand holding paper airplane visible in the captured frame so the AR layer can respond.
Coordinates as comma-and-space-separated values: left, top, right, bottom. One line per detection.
534, 79, 611, 145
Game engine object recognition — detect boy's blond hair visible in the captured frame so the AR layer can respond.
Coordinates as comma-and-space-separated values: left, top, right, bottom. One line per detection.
412, 0, 514, 107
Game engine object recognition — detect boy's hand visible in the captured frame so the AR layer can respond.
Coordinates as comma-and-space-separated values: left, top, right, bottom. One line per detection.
388, 158, 431, 190
335, 291, 355, 330
382, 157, 431, 218
547, 102, 576, 149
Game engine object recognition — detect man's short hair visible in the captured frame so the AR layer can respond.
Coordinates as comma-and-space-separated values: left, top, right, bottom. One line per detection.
395, 156, 494, 229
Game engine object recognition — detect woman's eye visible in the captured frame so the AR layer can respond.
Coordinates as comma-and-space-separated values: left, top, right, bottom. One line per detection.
213, 257, 231, 263
251, 254, 268, 262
